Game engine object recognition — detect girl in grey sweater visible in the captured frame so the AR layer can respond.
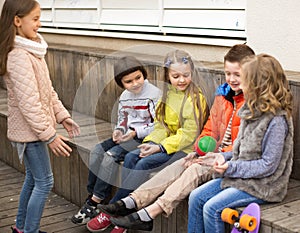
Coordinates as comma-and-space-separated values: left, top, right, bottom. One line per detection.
188, 54, 293, 233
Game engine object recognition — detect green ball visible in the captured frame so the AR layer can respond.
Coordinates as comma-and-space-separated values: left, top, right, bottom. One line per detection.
196, 136, 217, 156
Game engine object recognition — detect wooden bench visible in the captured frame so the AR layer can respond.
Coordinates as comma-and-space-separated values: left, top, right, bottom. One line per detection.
0, 44, 300, 233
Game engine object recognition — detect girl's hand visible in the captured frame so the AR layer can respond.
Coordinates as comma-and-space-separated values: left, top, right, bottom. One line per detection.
214, 162, 228, 174
138, 144, 160, 158
182, 152, 197, 168
120, 130, 136, 143
196, 152, 225, 167
112, 130, 123, 143
62, 118, 80, 138
48, 134, 72, 157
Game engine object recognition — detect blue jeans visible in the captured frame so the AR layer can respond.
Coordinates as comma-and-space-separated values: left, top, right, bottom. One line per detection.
87, 137, 142, 200
16, 141, 54, 233
188, 178, 266, 233
110, 149, 187, 203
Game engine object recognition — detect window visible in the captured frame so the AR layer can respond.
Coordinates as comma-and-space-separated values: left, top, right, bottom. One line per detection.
39, 0, 246, 46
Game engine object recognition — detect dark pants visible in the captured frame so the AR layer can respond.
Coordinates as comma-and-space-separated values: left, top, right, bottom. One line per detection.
87, 137, 142, 200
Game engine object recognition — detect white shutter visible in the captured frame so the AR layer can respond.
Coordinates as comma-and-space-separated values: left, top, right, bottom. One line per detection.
39, 0, 246, 44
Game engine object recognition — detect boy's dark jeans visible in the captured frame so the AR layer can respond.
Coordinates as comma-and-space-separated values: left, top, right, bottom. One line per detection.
87, 137, 142, 200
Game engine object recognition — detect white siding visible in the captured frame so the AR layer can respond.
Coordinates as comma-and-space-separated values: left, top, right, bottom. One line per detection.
38, 0, 246, 45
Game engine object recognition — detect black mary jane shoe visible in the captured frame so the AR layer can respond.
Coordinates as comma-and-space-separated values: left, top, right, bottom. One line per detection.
98, 200, 135, 217
110, 212, 153, 231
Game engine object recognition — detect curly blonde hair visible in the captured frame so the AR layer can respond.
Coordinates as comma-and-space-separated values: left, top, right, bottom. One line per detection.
241, 54, 292, 119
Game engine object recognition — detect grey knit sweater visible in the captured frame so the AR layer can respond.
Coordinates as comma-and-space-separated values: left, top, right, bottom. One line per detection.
221, 104, 294, 202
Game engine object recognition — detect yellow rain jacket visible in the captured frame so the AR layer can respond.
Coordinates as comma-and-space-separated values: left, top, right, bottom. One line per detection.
143, 85, 207, 154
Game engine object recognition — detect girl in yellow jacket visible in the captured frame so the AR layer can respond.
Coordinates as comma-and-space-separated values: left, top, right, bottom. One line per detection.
87, 49, 208, 232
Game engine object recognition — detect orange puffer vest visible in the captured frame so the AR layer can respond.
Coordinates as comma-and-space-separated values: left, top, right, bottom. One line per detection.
194, 83, 244, 152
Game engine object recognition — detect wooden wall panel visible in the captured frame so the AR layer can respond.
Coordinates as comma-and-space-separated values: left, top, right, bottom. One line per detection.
290, 81, 300, 179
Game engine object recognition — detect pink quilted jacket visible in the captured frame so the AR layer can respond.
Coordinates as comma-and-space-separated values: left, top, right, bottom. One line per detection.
4, 39, 70, 143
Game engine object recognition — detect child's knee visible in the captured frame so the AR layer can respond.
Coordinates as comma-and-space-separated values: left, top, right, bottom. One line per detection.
37, 174, 54, 192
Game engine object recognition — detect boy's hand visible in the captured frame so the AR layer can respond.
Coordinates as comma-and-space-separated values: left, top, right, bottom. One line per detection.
112, 130, 123, 143
182, 152, 197, 168
48, 134, 72, 157
138, 143, 160, 158
62, 118, 80, 138
119, 130, 136, 143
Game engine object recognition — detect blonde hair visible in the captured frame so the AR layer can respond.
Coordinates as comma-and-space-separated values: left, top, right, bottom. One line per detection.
156, 49, 208, 136
241, 54, 292, 119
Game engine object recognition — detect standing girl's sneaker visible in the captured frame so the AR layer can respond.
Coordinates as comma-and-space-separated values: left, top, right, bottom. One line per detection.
11, 227, 22, 233
11, 226, 47, 233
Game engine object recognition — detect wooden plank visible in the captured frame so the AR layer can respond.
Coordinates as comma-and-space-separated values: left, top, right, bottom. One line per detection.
260, 200, 300, 233
68, 147, 82, 206
43, 222, 92, 233
197, 67, 225, 108
0, 161, 89, 232
273, 213, 300, 233
290, 82, 300, 180
78, 149, 90, 207
69, 111, 107, 126
0, 117, 12, 166
71, 54, 102, 118
95, 57, 120, 122
0, 184, 22, 199
52, 152, 72, 201
52, 50, 64, 104
59, 51, 77, 109
55, 120, 113, 152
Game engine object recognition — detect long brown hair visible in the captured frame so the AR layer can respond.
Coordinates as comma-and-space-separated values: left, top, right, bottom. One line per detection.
156, 49, 208, 136
241, 54, 293, 118
0, 0, 39, 75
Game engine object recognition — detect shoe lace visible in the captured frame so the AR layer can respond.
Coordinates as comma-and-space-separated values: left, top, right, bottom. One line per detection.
97, 213, 109, 223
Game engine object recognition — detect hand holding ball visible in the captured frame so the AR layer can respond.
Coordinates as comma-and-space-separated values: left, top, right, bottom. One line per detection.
195, 136, 217, 156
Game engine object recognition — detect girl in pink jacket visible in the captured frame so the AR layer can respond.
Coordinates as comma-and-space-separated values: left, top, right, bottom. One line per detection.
0, 1, 80, 232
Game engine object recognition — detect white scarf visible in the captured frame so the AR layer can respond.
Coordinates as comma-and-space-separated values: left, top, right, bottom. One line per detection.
14, 33, 48, 59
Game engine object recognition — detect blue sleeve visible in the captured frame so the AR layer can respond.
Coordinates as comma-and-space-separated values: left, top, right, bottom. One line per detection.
215, 83, 231, 96
224, 116, 288, 178
221, 151, 233, 161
